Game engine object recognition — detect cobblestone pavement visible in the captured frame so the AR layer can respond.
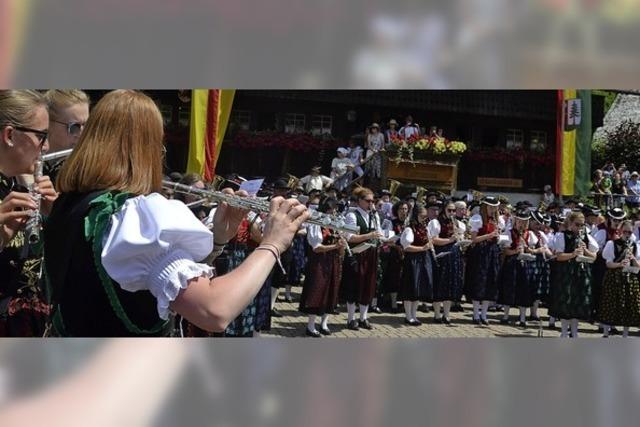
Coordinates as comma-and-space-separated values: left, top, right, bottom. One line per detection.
262, 286, 636, 338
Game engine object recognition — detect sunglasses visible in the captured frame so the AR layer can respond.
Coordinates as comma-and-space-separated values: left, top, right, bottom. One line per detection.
51, 119, 85, 136
362, 199, 375, 203
447, 209, 456, 213
622, 230, 633, 235
13, 125, 49, 145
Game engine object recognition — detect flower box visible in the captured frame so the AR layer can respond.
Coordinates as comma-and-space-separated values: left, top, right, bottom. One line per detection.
385, 155, 460, 192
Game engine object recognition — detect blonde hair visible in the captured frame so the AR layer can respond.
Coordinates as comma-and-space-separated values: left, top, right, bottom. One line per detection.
56, 90, 164, 195
566, 212, 585, 228
352, 186, 374, 200
44, 89, 90, 119
0, 90, 48, 127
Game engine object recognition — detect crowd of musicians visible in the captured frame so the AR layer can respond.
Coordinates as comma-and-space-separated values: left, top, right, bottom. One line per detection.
2, 89, 640, 338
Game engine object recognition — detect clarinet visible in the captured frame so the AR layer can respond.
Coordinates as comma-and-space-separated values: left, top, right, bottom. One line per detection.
577, 228, 587, 271
624, 238, 634, 281
26, 153, 44, 245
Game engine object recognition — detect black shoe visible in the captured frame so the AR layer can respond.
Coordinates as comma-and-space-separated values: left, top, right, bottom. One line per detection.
499, 318, 510, 325
434, 316, 443, 324
347, 320, 359, 330
320, 327, 332, 336
271, 308, 283, 318
529, 315, 541, 322
450, 304, 464, 312
442, 317, 451, 325
358, 319, 373, 330
404, 318, 413, 325
284, 296, 293, 303
371, 306, 383, 314
305, 328, 321, 338
610, 327, 620, 335
480, 318, 489, 326
518, 321, 527, 328
472, 318, 481, 325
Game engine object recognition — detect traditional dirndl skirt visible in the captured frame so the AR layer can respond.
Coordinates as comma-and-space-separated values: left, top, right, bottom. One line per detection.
529, 253, 551, 304
433, 243, 464, 302
597, 269, 640, 327
399, 251, 434, 302
464, 242, 501, 302
548, 260, 593, 321
299, 251, 342, 315
382, 247, 404, 294
497, 255, 535, 307
342, 246, 379, 305
288, 234, 307, 286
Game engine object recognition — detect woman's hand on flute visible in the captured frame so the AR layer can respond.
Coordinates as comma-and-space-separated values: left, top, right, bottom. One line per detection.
0, 192, 37, 245
212, 188, 250, 244
261, 197, 310, 254
34, 175, 58, 215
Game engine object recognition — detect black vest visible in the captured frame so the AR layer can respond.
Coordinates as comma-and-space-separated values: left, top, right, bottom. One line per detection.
44, 191, 170, 337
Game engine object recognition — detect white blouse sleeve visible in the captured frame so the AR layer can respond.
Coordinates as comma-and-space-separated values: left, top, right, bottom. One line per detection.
469, 215, 483, 232
594, 229, 607, 251
587, 235, 599, 253
307, 225, 324, 249
101, 193, 214, 320
400, 227, 415, 249
345, 211, 357, 242
602, 241, 615, 263
554, 233, 566, 253
427, 219, 441, 238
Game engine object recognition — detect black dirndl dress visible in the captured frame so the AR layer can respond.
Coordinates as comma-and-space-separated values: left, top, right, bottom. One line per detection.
433, 242, 464, 302
597, 240, 640, 327
498, 255, 535, 307
399, 225, 434, 302
465, 241, 501, 302
529, 232, 551, 304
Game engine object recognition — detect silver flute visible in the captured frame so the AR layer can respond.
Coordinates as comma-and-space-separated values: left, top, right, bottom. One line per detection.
163, 180, 360, 234
22, 153, 44, 247
42, 148, 73, 163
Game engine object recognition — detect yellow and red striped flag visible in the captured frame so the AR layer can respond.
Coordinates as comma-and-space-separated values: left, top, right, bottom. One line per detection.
187, 89, 235, 181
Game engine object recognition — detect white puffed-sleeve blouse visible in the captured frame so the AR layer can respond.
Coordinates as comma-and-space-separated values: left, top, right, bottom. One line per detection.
101, 193, 215, 320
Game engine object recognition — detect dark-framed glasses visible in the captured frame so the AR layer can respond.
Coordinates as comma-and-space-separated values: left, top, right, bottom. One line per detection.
13, 125, 49, 145
51, 119, 85, 136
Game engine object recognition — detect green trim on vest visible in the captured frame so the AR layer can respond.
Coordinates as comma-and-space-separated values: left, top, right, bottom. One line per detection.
83, 191, 170, 335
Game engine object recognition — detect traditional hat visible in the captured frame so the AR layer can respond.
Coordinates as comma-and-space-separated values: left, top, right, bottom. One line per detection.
273, 178, 290, 189
607, 207, 626, 220
514, 210, 531, 221
369, 123, 380, 129
581, 205, 601, 217
481, 196, 500, 207
530, 210, 545, 224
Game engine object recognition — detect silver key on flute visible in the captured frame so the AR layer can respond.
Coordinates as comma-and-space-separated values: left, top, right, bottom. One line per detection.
163, 180, 361, 235
42, 148, 73, 163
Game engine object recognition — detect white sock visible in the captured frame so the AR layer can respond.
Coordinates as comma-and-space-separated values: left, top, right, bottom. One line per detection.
411, 301, 419, 321
372, 297, 378, 308
404, 301, 413, 321
359, 304, 369, 321
519, 307, 526, 323
571, 319, 579, 338
390, 293, 398, 309
549, 316, 556, 326
531, 301, 540, 318
503, 305, 511, 320
602, 324, 610, 337
321, 314, 329, 330
433, 302, 443, 319
481, 300, 490, 320
560, 319, 569, 337
307, 315, 317, 332
270, 287, 279, 309
623, 326, 630, 337
472, 300, 480, 320
285, 285, 292, 299
443, 301, 452, 319
347, 303, 356, 323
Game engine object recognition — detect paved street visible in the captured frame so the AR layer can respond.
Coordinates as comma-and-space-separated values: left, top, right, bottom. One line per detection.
262, 286, 635, 338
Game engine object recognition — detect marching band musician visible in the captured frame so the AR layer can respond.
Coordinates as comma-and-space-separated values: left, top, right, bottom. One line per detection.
465, 196, 505, 325
528, 210, 554, 322
43, 89, 90, 183
342, 187, 393, 331
497, 210, 538, 328
597, 220, 640, 337
399, 204, 436, 326
43, 90, 309, 337
299, 197, 345, 337
382, 201, 409, 313
548, 212, 598, 338
429, 201, 465, 325
0, 90, 58, 337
